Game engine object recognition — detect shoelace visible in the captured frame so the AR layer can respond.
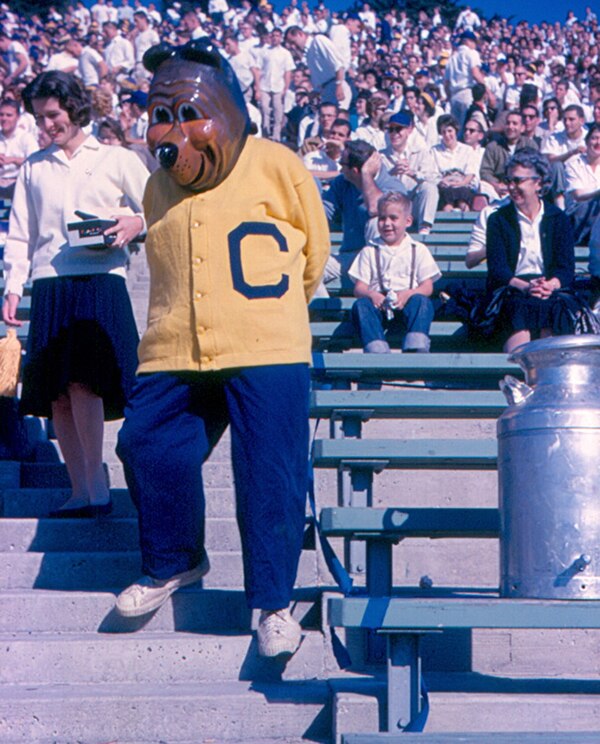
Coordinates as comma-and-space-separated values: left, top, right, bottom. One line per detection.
126, 576, 159, 603
261, 611, 288, 636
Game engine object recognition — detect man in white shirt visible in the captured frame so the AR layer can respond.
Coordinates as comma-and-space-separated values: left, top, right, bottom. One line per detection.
181, 9, 208, 39
503, 65, 528, 111
303, 117, 350, 179
103, 21, 134, 79
117, 0, 134, 24
65, 36, 108, 88
379, 111, 439, 234
47, 35, 80, 74
238, 19, 259, 54
132, 9, 159, 81
0, 99, 37, 198
284, 26, 351, 109
120, 89, 148, 145
254, 28, 295, 141
208, 0, 229, 23
358, 3, 377, 33
454, 5, 481, 32
543, 104, 587, 208
0, 32, 32, 86
91, 0, 111, 26
329, 12, 361, 73
222, 34, 256, 103
443, 31, 485, 128
74, 1, 91, 32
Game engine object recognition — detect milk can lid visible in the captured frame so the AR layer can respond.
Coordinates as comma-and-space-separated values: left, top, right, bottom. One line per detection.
509, 334, 600, 364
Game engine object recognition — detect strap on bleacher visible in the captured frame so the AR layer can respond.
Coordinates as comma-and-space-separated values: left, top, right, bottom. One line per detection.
308, 419, 431, 731
403, 678, 429, 732
308, 418, 353, 668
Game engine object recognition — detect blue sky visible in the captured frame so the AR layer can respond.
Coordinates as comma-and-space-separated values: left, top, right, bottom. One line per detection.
473, 0, 588, 24
266, 0, 589, 26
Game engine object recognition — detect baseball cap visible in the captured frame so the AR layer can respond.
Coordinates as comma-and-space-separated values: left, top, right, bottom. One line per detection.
388, 111, 413, 128
460, 31, 477, 41
122, 91, 148, 108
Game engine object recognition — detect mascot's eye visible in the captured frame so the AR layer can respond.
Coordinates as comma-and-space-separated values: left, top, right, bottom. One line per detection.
151, 106, 173, 125
178, 104, 203, 122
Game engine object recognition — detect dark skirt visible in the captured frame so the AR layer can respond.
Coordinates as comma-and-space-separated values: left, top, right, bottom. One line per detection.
438, 185, 474, 210
21, 274, 139, 420
502, 291, 558, 333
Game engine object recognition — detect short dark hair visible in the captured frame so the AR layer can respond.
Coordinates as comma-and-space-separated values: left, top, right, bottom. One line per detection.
22, 71, 91, 126
563, 104, 585, 119
97, 116, 128, 146
343, 139, 375, 169
0, 98, 19, 113
542, 96, 563, 118
472, 83, 486, 102
437, 113, 459, 134
330, 117, 351, 135
519, 83, 539, 108
585, 122, 600, 143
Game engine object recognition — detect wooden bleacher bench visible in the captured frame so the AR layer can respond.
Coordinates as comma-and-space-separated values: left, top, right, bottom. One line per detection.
310, 320, 465, 351
320, 506, 499, 540
311, 351, 520, 384
312, 437, 497, 471
310, 389, 506, 421
330, 594, 600, 737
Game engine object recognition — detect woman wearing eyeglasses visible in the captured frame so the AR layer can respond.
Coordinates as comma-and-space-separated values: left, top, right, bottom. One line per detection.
539, 97, 564, 145
486, 148, 575, 352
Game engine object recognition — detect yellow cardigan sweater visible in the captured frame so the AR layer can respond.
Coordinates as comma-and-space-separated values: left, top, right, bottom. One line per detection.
138, 136, 330, 374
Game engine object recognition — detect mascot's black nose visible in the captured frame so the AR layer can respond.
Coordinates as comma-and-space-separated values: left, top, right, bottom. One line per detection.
157, 143, 179, 170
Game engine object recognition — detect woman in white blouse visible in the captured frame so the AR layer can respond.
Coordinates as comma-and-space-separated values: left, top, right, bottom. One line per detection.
2, 71, 149, 518
565, 123, 600, 246
431, 113, 478, 211
413, 91, 439, 148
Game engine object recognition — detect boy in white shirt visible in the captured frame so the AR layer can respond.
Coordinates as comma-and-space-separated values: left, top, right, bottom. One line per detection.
349, 192, 441, 353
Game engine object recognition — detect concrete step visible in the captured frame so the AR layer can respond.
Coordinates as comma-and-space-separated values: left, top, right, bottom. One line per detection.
0, 680, 331, 742
2, 488, 137, 517
332, 674, 600, 741
0, 460, 20, 489
1, 487, 238, 518
0, 549, 319, 591
0, 588, 319, 634
0, 517, 242, 553
0, 629, 329, 685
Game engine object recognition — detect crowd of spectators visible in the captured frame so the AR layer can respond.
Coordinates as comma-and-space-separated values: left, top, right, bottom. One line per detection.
1, 0, 600, 352
0, 3, 599, 210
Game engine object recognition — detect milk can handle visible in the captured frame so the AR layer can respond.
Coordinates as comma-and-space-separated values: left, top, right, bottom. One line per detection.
499, 375, 534, 406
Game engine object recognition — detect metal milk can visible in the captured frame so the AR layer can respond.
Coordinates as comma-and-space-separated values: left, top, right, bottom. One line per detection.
498, 335, 600, 599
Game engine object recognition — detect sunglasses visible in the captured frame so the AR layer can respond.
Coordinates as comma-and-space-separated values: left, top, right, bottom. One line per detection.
387, 125, 408, 132
463, 127, 481, 133
505, 175, 540, 185
522, 114, 538, 119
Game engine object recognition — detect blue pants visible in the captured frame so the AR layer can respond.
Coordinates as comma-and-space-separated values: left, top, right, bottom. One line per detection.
351, 295, 434, 351
116, 364, 310, 610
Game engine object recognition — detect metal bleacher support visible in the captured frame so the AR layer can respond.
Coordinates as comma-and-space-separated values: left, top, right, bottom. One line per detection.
309, 213, 600, 739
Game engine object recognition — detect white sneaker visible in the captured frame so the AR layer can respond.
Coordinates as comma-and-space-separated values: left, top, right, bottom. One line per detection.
115, 556, 210, 617
257, 608, 302, 657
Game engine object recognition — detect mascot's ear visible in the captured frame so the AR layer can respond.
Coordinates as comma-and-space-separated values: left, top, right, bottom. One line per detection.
143, 39, 226, 75
143, 43, 176, 73
180, 39, 224, 69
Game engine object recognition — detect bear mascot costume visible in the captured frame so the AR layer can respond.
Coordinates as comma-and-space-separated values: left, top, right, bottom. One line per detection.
114, 40, 330, 657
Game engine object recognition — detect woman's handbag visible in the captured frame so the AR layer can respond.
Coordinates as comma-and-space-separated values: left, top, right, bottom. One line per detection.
0, 328, 22, 398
